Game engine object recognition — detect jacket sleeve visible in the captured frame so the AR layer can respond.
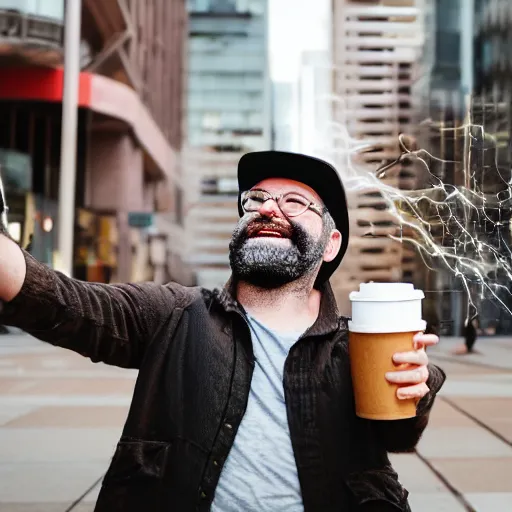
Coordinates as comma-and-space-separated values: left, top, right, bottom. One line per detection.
372, 363, 446, 453
0, 251, 189, 369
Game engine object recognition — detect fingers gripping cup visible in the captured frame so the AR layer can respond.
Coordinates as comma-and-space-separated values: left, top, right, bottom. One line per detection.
348, 283, 426, 420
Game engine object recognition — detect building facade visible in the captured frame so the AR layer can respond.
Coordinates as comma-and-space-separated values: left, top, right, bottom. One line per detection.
0, 0, 194, 285
411, 0, 512, 335
185, 0, 271, 288
330, 0, 426, 314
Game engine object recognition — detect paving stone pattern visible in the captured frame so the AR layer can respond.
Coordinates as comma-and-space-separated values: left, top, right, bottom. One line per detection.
1, 333, 512, 511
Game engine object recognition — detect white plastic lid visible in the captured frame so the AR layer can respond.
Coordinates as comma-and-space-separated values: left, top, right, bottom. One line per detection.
349, 282, 424, 302
348, 319, 427, 334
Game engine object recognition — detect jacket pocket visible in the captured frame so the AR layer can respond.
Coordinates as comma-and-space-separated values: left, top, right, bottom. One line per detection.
103, 438, 171, 486
344, 467, 410, 511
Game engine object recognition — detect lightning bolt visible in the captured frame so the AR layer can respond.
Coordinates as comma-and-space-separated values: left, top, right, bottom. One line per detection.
317, 105, 512, 324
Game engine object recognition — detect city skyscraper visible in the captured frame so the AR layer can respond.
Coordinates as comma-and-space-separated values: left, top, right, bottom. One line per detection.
185, 0, 271, 288
330, 0, 426, 314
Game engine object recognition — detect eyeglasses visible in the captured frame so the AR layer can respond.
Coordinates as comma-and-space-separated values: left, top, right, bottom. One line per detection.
240, 189, 324, 218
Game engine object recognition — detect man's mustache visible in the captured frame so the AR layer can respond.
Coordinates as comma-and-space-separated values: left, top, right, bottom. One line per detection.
244, 217, 294, 239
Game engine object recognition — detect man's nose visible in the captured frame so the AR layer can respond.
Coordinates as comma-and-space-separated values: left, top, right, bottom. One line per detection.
258, 198, 281, 218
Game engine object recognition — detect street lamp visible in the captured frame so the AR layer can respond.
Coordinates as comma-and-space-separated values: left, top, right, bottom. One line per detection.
56, 0, 82, 276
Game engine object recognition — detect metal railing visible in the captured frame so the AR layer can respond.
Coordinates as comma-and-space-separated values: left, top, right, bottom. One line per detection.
0, 9, 63, 48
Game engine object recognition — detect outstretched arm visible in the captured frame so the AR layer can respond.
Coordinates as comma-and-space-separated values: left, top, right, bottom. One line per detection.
0, 231, 26, 302
0, 234, 188, 369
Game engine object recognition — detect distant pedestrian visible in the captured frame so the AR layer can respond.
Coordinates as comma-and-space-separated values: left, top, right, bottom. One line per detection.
464, 315, 478, 353
454, 315, 479, 355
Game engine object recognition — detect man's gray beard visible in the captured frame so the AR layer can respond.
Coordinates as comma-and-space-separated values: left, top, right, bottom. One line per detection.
229, 217, 327, 289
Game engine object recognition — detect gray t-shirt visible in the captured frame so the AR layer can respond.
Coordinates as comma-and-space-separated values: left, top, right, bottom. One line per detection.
211, 314, 304, 512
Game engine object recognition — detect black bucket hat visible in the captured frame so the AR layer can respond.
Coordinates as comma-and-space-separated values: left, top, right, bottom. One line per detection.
237, 150, 350, 285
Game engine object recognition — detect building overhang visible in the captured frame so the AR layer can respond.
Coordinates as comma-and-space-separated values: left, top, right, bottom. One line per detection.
0, 67, 175, 181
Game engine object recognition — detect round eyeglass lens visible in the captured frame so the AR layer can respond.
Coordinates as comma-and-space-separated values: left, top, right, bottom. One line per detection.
279, 193, 309, 216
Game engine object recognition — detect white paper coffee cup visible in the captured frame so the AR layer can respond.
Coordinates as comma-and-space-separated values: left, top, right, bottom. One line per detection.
348, 282, 426, 334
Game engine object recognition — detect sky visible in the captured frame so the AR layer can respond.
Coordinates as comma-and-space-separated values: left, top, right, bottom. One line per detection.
268, 0, 330, 81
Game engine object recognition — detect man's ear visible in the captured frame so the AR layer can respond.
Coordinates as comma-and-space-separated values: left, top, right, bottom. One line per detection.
323, 230, 342, 263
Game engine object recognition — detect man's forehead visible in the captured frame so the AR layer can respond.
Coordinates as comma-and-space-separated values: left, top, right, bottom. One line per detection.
251, 178, 322, 203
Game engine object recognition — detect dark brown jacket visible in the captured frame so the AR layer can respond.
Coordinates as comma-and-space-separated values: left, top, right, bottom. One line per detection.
0, 253, 446, 511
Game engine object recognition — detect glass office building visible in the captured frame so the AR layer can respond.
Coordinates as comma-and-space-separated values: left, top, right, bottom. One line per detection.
185, 0, 270, 288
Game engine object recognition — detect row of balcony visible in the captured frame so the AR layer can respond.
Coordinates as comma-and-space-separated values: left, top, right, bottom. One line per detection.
334, 92, 412, 105
346, 119, 411, 131
340, 63, 411, 77
335, 47, 420, 64
341, 20, 421, 34
349, 107, 412, 118
0, 0, 147, 96
0, 0, 131, 64
340, 35, 424, 48
0, 5, 63, 66
342, 5, 419, 18
336, 77, 413, 89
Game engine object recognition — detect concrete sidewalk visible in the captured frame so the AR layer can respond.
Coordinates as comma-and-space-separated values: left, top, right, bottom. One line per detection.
405, 336, 512, 511
0, 333, 511, 511
0, 334, 135, 511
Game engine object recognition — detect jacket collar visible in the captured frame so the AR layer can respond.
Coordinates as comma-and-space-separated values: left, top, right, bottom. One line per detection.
214, 277, 341, 337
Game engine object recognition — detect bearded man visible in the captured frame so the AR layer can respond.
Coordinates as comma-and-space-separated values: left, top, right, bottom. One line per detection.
0, 151, 445, 511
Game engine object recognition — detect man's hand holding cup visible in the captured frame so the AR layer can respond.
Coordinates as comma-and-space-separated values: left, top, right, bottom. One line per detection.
385, 332, 440, 401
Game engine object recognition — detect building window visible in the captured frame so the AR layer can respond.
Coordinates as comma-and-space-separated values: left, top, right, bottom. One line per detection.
201, 177, 238, 195
202, 112, 221, 130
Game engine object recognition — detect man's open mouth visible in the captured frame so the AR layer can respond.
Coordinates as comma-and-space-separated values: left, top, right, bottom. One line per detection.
253, 229, 287, 238
246, 222, 293, 239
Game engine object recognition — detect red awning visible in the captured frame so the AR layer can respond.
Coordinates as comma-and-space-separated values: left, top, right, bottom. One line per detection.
0, 67, 175, 180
